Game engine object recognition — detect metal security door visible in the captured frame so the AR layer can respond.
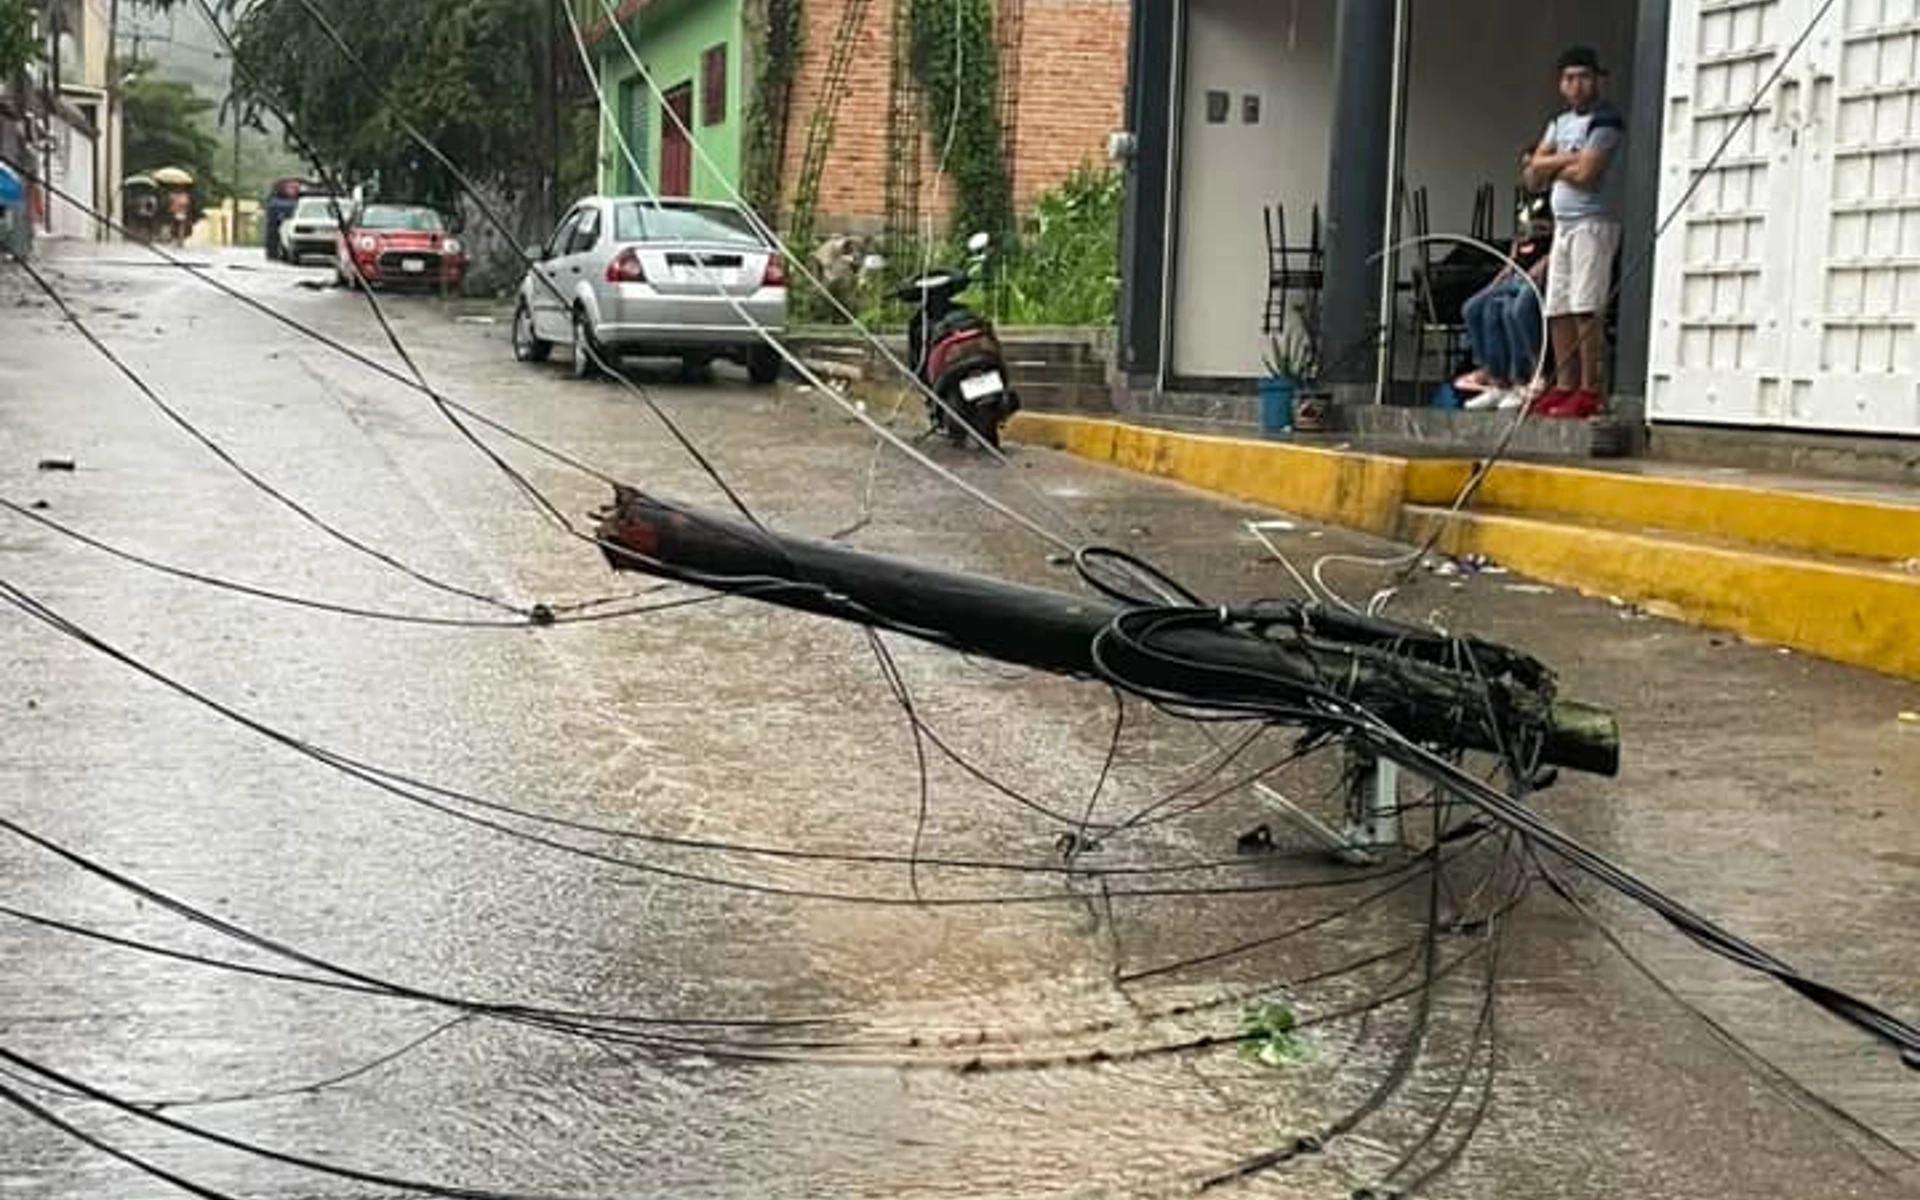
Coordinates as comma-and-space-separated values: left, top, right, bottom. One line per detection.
1647, 0, 1806, 425
1783, 3, 1920, 434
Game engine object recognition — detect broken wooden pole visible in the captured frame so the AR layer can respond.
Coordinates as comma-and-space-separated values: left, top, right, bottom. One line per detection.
595, 487, 1619, 777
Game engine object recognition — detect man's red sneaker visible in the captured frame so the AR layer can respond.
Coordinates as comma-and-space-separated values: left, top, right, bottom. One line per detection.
1549, 390, 1604, 419
1531, 388, 1575, 415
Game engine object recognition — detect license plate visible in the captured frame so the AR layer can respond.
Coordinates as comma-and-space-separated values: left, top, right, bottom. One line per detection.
672, 265, 735, 286
959, 371, 1005, 402
402, 258, 426, 273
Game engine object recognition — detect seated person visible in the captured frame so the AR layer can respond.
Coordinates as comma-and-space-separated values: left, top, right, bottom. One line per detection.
1456, 161, 1555, 410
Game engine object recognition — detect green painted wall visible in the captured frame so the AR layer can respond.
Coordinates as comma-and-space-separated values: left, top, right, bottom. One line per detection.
594, 0, 746, 202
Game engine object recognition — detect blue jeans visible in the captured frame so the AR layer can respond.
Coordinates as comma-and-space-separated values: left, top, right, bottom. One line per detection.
1463, 273, 1543, 385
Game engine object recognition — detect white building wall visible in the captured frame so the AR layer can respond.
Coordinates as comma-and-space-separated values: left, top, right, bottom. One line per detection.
1170, 0, 1334, 379
46, 115, 97, 240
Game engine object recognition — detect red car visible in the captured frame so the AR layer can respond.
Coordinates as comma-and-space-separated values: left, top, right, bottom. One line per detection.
335, 203, 468, 290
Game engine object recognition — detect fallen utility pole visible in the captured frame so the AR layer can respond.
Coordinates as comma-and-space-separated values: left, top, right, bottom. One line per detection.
595, 487, 1619, 777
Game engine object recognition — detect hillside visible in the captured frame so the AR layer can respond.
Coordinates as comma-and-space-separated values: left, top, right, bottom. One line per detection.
122, 2, 306, 196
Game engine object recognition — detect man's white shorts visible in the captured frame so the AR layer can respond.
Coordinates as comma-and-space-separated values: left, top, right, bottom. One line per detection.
1544, 219, 1622, 318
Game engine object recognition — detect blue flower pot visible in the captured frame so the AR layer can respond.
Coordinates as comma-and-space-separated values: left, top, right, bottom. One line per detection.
1258, 376, 1297, 434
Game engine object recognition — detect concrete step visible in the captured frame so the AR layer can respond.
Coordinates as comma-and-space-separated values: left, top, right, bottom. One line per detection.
1401, 504, 1920, 679
1403, 461, 1920, 568
1003, 410, 1920, 680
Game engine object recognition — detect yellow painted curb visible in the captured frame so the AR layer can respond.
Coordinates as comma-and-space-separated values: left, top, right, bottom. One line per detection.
1403, 460, 1920, 565
1005, 413, 1410, 536
1005, 410, 1920, 679
1404, 508, 1920, 679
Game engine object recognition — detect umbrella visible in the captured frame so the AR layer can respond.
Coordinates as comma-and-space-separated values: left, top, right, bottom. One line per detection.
149, 166, 194, 186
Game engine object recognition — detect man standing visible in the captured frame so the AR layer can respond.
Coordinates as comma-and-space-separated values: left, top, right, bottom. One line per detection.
1525, 45, 1625, 419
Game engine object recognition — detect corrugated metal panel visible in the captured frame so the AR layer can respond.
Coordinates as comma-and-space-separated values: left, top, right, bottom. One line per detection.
1648, 0, 1796, 426
1787, 0, 1920, 431
1651, 0, 1920, 434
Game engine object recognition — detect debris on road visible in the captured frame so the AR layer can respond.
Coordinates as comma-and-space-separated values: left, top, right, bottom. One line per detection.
1239, 1000, 1310, 1068
1424, 553, 1507, 579
35, 459, 75, 472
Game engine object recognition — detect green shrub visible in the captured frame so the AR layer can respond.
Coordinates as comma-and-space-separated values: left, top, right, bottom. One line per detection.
993, 164, 1121, 327
793, 165, 1122, 330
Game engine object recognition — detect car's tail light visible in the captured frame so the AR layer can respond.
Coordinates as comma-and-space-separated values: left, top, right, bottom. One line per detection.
762, 254, 788, 288
606, 248, 646, 283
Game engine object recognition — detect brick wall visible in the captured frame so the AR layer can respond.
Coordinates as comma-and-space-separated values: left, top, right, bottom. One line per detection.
779, 0, 1128, 232
1009, 0, 1130, 209
776, 0, 896, 230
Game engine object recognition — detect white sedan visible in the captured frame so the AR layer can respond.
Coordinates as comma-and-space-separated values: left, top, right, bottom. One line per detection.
279, 195, 344, 264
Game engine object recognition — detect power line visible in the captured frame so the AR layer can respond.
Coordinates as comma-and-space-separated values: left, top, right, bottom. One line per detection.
574, 0, 1095, 543
0, 495, 691, 629
6, 253, 530, 616
1081, 601, 1920, 1067
0, 575, 1425, 904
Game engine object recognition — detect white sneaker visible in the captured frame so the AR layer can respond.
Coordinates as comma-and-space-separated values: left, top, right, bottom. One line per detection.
1464, 388, 1507, 411
1496, 389, 1527, 409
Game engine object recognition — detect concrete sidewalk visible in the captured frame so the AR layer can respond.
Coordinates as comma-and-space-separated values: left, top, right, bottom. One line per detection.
1005, 412, 1920, 680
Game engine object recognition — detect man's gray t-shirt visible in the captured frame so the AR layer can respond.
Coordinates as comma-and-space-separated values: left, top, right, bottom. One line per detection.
1544, 101, 1625, 224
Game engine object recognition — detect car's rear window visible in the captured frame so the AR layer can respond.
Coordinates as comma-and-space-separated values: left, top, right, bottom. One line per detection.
613, 203, 762, 248
295, 198, 340, 220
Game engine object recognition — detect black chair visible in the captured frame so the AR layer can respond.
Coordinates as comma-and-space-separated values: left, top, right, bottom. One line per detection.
1405, 187, 1470, 397
1470, 183, 1497, 246
1404, 185, 1509, 398
1262, 202, 1324, 362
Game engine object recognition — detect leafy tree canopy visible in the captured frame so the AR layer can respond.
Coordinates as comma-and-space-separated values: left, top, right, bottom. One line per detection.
0, 0, 34, 82
223, 0, 561, 211
123, 57, 225, 208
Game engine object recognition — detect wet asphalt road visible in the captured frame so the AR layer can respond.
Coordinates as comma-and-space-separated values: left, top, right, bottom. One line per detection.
1, 242, 1917, 1199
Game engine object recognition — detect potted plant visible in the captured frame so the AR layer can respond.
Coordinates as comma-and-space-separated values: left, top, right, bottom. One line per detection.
1272, 303, 1328, 433
1259, 337, 1299, 435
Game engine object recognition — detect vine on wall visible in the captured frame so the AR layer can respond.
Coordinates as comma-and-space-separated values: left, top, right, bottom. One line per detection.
906, 0, 1011, 242
742, 0, 802, 219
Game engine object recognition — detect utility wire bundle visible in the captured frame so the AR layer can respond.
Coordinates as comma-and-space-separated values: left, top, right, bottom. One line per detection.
2, 0, 1915, 1192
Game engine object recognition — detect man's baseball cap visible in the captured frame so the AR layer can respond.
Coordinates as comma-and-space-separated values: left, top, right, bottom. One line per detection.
1557, 45, 1608, 75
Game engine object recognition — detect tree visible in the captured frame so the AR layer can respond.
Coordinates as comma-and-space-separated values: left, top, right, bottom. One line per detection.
0, 0, 35, 83
123, 58, 224, 216
222, 0, 582, 235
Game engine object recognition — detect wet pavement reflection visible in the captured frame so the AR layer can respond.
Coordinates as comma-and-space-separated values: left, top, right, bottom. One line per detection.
1, 245, 1916, 1198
